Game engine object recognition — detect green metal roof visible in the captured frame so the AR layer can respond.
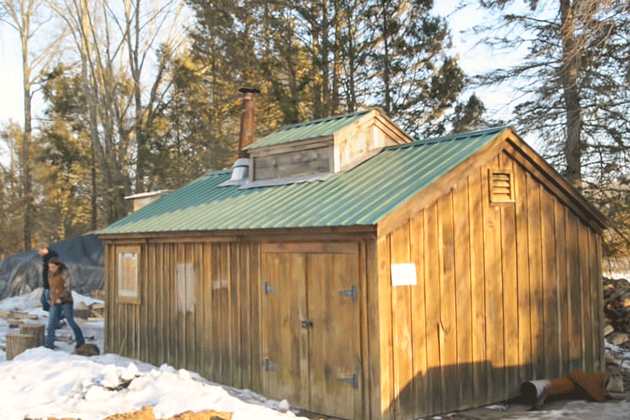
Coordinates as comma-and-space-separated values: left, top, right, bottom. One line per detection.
98, 126, 508, 235
244, 110, 372, 150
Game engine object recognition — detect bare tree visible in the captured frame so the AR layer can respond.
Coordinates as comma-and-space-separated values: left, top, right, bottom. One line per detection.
47, 0, 188, 223
0, 0, 65, 249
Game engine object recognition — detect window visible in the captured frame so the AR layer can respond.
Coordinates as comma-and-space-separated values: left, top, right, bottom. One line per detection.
117, 246, 140, 303
176, 263, 196, 312
489, 169, 514, 203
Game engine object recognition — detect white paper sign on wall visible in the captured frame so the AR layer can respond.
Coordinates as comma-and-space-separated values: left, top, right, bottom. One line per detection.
391, 263, 417, 286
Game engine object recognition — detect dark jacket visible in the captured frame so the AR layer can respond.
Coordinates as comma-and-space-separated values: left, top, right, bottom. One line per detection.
42, 249, 59, 289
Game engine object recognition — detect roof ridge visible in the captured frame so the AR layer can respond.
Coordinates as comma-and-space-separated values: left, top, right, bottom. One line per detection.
383, 125, 509, 151
278, 109, 372, 131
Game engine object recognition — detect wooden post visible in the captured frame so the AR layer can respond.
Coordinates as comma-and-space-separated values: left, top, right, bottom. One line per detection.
19, 324, 45, 344
6, 334, 41, 360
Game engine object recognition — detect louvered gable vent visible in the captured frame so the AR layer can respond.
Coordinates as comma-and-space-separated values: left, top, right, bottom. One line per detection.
489, 169, 514, 203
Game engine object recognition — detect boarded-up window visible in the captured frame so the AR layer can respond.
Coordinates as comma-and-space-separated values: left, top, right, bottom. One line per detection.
118, 247, 140, 304
252, 145, 332, 181
489, 169, 514, 203
176, 263, 196, 312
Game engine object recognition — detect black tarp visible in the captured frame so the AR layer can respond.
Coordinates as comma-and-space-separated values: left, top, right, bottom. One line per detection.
0, 233, 104, 300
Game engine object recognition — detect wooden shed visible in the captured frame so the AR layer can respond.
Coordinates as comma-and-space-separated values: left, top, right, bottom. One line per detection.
98, 106, 608, 420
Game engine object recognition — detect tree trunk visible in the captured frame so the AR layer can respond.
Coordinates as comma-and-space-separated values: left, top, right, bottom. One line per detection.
559, 0, 583, 190
21, 25, 32, 250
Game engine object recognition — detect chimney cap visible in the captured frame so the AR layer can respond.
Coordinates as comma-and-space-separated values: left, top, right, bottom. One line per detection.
239, 87, 260, 94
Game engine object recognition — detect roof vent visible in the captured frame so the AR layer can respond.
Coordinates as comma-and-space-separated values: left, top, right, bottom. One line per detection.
229, 157, 250, 182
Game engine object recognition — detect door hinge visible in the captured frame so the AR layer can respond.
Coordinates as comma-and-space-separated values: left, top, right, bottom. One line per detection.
339, 373, 359, 389
264, 359, 277, 371
264, 281, 277, 295
339, 285, 357, 302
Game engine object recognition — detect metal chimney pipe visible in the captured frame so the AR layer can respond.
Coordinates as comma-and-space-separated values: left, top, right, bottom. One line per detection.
238, 87, 260, 158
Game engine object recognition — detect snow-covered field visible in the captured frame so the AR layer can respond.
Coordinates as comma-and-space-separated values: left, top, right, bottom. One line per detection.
2, 289, 630, 420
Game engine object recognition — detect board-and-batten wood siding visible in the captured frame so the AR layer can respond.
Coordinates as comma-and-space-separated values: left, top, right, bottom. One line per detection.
105, 241, 263, 392
377, 149, 604, 419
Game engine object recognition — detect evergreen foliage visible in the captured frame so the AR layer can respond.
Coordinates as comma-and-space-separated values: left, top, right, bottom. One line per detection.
472, 0, 630, 255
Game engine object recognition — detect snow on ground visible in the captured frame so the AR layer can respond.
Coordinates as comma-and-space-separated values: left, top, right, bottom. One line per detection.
0, 289, 304, 420
2, 289, 630, 420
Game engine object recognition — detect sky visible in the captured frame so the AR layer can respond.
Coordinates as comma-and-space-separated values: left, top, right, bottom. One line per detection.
2, 288, 630, 419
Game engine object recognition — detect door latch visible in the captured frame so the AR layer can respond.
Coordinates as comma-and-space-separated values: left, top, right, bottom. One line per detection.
301, 320, 314, 329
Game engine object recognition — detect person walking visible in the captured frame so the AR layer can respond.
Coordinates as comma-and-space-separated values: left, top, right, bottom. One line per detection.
44, 257, 85, 350
38, 245, 64, 328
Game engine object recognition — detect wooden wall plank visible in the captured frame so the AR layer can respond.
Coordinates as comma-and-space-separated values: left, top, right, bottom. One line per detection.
105, 244, 113, 353
424, 202, 442, 414
194, 243, 204, 376
579, 225, 593, 372
156, 244, 165, 365
513, 160, 532, 384
177, 244, 185, 369
220, 243, 231, 383
588, 231, 600, 372
555, 204, 570, 375
211, 243, 223, 382
453, 181, 473, 408
167, 244, 177, 366
541, 189, 559, 379
482, 158, 505, 398
250, 242, 262, 393
595, 236, 604, 372
390, 224, 414, 419
239, 244, 251, 388
231, 243, 242, 388
566, 215, 582, 371
367, 239, 382, 420
438, 191, 458, 409
468, 168, 488, 404
203, 242, 213, 380
499, 153, 518, 396
147, 243, 156, 366
376, 235, 394, 420
526, 174, 545, 380
409, 213, 428, 415
358, 241, 371, 420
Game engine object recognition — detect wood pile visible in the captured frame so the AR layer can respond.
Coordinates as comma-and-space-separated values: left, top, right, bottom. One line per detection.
602, 277, 630, 392
74, 301, 105, 322
0, 310, 38, 328
603, 277, 630, 338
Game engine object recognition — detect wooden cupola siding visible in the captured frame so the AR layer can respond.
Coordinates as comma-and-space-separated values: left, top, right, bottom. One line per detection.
247, 109, 411, 182
100, 122, 607, 420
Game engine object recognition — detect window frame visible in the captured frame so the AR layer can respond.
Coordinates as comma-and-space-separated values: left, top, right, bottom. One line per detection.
116, 245, 141, 304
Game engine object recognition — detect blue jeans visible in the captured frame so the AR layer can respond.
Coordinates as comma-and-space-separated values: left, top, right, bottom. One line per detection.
40, 288, 64, 325
45, 302, 85, 349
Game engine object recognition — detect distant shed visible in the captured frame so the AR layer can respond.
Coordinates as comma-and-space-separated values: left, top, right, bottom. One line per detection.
98, 104, 608, 419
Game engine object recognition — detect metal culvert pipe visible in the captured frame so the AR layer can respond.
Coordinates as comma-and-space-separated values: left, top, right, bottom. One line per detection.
517, 369, 610, 409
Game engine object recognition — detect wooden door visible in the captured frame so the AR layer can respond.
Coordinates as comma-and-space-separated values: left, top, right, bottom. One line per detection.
261, 244, 360, 419
306, 252, 360, 419
261, 251, 309, 407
